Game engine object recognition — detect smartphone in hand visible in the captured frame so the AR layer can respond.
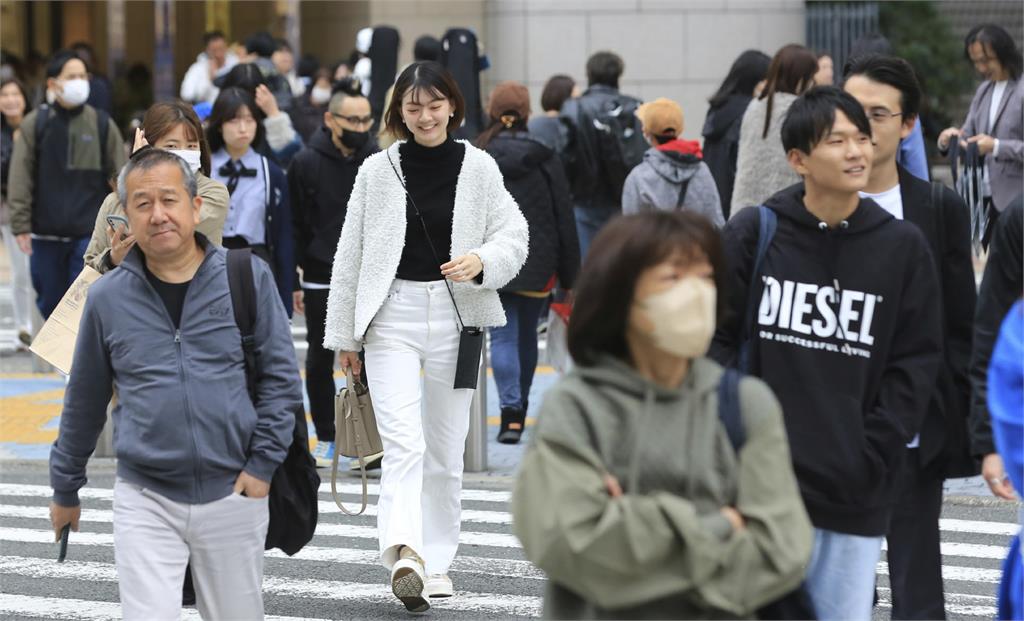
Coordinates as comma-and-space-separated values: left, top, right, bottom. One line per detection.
57, 523, 70, 563
105, 215, 129, 234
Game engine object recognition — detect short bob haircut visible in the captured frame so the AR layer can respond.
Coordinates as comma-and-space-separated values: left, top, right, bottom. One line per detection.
842, 54, 922, 119
965, 24, 1023, 80
142, 101, 213, 176
206, 87, 266, 155
382, 61, 465, 142
568, 211, 727, 367
540, 74, 576, 113
781, 86, 872, 155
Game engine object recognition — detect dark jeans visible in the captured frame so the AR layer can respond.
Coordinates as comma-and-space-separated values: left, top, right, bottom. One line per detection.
573, 206, 619, 259
885, 448, 946, 619
490, 293, 546, 411
302, 287, 335, 442
29, 236, 89, 319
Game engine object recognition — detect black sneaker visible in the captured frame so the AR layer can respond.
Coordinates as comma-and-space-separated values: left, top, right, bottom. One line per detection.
497, 407, 526, 444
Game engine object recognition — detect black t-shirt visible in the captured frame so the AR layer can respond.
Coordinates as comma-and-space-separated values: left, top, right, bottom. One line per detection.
144, 266, 191, 329
395, 137, 466, 281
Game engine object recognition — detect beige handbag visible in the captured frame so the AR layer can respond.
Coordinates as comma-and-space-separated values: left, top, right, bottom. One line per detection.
331, 368, 383, 516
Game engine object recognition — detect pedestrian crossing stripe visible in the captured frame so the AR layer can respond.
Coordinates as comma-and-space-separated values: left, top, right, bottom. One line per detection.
0, 556, 544, 617
0, 593, 328, 621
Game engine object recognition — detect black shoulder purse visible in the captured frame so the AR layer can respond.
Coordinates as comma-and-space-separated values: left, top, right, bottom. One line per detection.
385, 150, 483, 390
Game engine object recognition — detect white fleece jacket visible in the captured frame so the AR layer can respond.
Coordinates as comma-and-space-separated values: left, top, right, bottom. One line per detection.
323, 140, 530, 352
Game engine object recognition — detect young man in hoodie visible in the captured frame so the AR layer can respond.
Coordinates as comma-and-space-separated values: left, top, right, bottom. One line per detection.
288, 78, 378, 467
621, 97, 723, 227
843, 54, 976, 620
710, 86, 943, 621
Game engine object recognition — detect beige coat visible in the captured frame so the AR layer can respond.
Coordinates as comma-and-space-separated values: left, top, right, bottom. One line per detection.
83, 174, 229, 273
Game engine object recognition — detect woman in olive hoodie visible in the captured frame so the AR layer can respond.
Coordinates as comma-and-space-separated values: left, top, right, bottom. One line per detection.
512, 211, 812, 620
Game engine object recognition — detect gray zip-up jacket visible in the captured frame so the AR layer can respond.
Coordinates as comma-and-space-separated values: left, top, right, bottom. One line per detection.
621, 143, 724, 228
50, 237, 300, 507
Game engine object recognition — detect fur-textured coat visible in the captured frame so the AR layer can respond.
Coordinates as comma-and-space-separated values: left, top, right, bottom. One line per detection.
323, 140, 529, 352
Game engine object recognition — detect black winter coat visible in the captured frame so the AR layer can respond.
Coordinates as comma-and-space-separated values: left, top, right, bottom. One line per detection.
484, 131, 580, 292
288, 127, 377, 285
701, 94, 751, 220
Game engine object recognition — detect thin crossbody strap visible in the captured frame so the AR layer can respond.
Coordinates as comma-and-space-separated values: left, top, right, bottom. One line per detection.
385, 149, 469, 331
330, 370, 371, 515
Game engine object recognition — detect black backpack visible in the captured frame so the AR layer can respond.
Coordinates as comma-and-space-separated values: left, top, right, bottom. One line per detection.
226, 248, 320, 556
577, 94, 647, 199
441, 28, 485, 139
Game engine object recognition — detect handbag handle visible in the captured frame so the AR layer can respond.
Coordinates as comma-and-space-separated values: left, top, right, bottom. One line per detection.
330, 367, 372, 516
385, 149, 471, 332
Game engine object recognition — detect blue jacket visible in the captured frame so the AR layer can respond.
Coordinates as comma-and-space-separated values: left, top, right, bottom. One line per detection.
49, 237, 301, 506
262, 158, 296, 316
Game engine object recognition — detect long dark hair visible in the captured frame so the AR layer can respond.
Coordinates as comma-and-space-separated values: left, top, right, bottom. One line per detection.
759, 44, 819, 138
568, 211, 727, 367
965, 24, 1023, 80
206, 87, 266, 155
708, 50, 771, 108
0, 78, 31, 127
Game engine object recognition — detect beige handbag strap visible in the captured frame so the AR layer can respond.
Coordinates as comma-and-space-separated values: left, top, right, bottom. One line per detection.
331, 368, 371, 516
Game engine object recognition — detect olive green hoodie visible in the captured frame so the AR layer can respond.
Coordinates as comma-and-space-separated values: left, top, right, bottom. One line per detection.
512, 355, 812, 619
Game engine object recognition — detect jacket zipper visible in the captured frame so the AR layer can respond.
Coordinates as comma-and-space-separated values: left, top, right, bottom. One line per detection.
127, 252, 215, 501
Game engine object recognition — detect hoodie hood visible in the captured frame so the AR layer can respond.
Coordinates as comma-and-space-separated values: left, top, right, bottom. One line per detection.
643, 140, 705, 184
702, 94, 751, 141
486, 131, 554, 180
763, 182, 895, 234
574, 354, 722, 402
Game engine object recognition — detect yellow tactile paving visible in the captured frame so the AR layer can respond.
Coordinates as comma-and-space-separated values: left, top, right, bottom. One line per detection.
0, 389, 62, 444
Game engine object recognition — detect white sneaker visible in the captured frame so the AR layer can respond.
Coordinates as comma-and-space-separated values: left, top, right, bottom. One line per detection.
425, 574, 453, 598
391, 546, 429, 612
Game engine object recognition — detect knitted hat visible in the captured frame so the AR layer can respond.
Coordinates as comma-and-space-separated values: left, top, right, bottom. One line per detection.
487, 81, 531, 127
637, 97, 684, 138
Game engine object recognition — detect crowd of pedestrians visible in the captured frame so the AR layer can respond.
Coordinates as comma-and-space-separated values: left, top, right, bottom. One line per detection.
0, 18, 1016, 621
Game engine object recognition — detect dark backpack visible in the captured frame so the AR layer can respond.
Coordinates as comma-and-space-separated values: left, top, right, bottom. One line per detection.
577, 94, 648, 199
736, 205, 777, 373
716, 368, 817, 620
226, 248, 320, 556
441, 28, 485, 139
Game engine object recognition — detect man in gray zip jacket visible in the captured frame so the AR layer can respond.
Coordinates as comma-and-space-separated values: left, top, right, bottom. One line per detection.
48, 148, 301, 620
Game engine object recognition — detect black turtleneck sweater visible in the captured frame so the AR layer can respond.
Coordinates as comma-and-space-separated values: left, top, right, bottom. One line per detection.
396, 137, 466, 281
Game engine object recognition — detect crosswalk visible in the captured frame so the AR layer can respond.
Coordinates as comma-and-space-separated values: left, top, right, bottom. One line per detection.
0, 478, 1016, 620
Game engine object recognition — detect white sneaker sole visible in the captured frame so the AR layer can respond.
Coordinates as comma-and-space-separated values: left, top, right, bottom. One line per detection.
392, 563, 429, 613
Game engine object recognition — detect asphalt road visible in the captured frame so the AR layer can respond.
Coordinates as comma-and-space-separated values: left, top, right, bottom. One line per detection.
0, 460, 1018, 621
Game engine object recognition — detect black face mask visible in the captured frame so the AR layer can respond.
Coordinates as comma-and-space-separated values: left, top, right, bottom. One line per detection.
340, 129, 369, 151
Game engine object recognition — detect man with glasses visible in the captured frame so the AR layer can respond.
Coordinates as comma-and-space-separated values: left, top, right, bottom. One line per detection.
288, 77, 378, 468
844, 54, 976, 620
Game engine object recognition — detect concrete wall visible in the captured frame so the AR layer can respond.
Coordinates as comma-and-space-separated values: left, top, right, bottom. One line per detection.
484, 0, 805, 138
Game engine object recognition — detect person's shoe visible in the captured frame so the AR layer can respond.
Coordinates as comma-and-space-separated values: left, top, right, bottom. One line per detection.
391, 546, 429, 612
312, 440, 335, 469
497, 407, 526, 444
425, 573, 454, 598
17, 330, 31, 347
350, 450, 383, 471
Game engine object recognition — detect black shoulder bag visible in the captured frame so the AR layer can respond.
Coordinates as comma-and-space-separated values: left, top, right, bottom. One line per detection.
226, 248, 320, 555
385, 150, 483, 389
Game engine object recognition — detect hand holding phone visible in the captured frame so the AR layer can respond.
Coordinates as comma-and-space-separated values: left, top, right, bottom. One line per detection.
105, 215, 129, 234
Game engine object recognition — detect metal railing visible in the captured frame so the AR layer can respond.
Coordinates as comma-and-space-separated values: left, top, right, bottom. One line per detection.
806, 1, 880, 81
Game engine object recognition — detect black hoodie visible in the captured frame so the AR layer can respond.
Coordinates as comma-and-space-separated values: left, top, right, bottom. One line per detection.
710, 183, 943, 536
484, 131, 580, 292
288, 126, 377, 285
701, 94, 751, 218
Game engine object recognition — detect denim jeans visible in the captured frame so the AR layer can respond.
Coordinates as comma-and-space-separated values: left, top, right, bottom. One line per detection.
805, 527, 884, 621
489, 293, 547, 411
574, 206, 619, 259
29, 236, 89, 319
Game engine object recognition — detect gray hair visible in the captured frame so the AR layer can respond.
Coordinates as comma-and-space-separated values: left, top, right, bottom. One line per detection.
117, 148, 198, 207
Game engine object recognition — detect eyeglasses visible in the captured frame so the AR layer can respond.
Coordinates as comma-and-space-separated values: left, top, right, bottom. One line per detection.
331, 113, 374, 127
865, 108, 904, 123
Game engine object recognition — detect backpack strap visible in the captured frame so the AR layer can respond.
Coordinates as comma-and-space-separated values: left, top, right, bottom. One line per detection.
675, 177, 692, 210
717, 368, 746, 453
33, 104, 51, 170
737, 205, 777, 371
226, 248, 258, 402
96, 108, 110, 176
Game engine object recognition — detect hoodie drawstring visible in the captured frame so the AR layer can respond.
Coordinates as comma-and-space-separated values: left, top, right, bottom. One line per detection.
819, 219, 850, 340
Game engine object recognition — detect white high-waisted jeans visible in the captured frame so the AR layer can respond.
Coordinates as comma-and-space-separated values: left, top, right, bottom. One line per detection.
363, 279, 475, 575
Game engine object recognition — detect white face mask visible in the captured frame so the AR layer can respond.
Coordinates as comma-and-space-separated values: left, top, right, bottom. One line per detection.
310, 86, 332, 106
60, 78, 90, 107
637, 276, 717, 359
167, 149, 202, 173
